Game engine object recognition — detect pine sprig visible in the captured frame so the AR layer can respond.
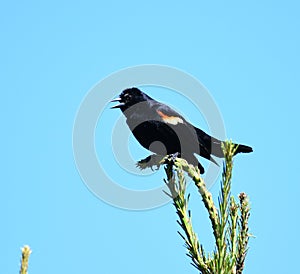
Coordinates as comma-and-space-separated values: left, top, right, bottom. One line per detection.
164, 160, 210, 273
236, 192, 251, 274
161, 141, 252, 274
19, 245, 31, 274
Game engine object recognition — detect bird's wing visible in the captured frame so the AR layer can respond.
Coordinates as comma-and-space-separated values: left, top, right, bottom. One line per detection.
153, 103, 186, 126
154, 103, 218, 165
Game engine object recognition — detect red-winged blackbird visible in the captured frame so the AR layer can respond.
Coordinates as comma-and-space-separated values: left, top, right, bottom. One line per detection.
111, 87, 253, 174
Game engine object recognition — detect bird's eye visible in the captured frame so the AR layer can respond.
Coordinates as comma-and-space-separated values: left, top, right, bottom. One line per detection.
124, 94, 131, 100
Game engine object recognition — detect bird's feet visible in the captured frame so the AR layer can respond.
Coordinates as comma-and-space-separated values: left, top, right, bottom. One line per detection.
166, 152, 180, 164
136, 154, 165, 171
137, 153, 181, 171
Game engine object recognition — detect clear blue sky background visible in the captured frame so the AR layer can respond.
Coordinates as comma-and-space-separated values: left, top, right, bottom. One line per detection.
1, 1, 300, 273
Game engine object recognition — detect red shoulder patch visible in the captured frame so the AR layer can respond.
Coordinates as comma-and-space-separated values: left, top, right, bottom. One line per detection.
156, 110, 183, 125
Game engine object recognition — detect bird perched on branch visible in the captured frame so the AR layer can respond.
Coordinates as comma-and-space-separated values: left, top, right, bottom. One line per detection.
111, 87, 252, 174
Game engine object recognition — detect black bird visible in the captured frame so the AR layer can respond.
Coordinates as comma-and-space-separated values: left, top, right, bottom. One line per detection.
111, 87, 252, 174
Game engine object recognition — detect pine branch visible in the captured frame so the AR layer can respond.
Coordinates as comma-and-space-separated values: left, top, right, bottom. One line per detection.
19, 245, 31, 274
228, 196, 239, 272
174, 158, 220, 242
213, 142, 238, 273
164, 161, 210, 274
159, 141, 252, 274
236, 192, 251, 274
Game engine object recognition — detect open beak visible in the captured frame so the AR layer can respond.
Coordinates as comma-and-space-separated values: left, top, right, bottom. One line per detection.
110, 97, 124, 109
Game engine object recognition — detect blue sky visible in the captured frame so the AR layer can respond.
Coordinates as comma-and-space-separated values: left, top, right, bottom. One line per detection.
1, 1, 300, 273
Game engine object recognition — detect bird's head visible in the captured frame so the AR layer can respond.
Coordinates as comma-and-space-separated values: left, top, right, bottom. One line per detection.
110, 87, 152, 111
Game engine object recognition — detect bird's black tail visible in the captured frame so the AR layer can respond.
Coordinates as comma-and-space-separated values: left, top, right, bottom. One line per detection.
194, 126, 253, 158
234, 144, 253, 155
